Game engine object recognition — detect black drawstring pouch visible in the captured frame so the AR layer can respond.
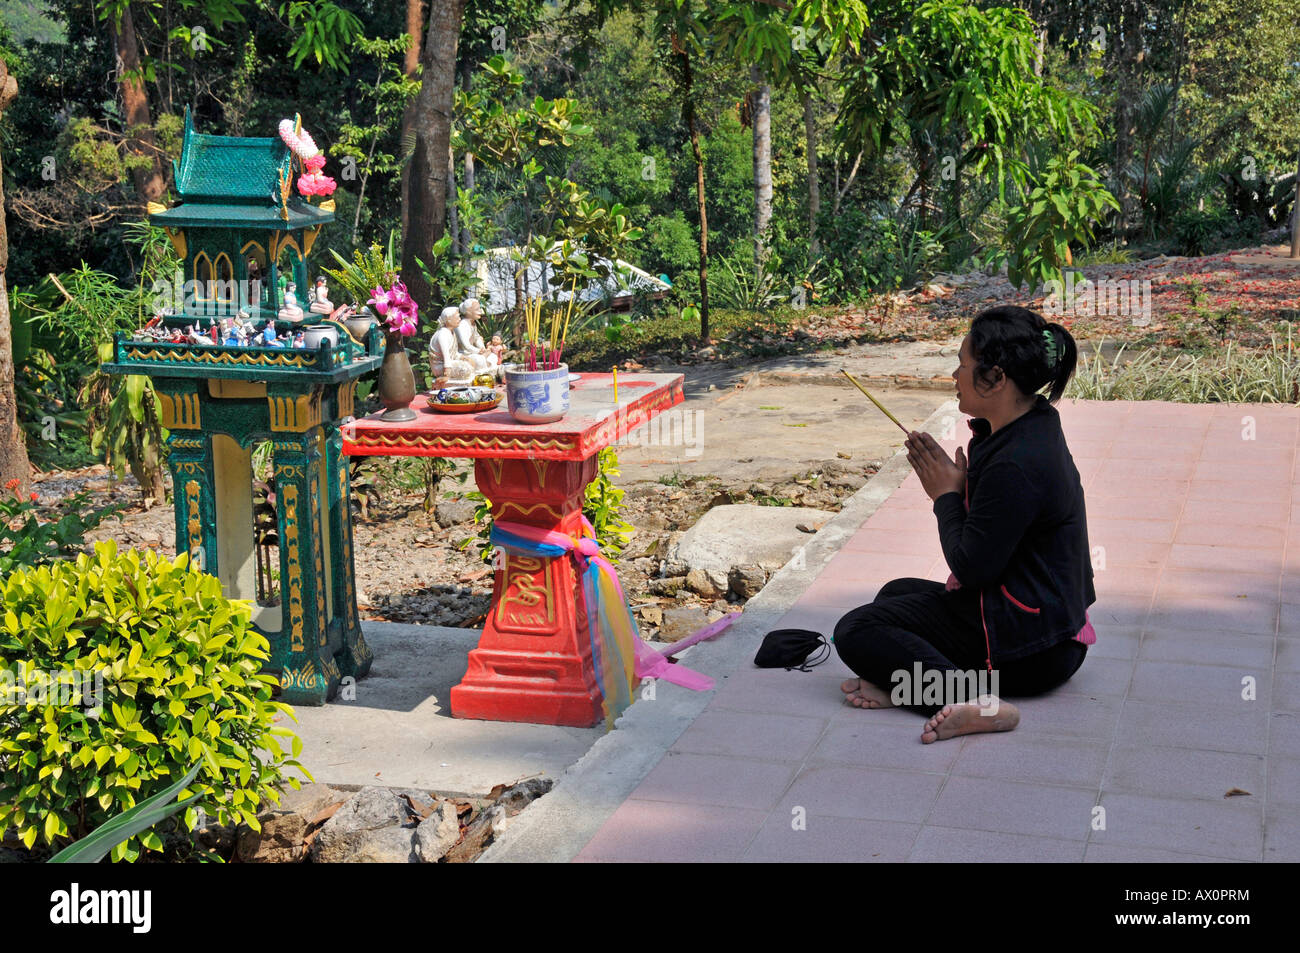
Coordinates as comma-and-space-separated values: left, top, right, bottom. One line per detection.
754, 628, 831, 672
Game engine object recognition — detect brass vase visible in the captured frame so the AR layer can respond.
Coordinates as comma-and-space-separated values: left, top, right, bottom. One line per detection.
377, 332, 418, 422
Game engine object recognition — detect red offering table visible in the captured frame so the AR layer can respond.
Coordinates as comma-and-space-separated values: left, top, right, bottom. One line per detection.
342, 373, 685, 726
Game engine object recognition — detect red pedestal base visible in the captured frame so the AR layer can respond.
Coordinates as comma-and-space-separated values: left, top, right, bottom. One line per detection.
449, 456, 605, 727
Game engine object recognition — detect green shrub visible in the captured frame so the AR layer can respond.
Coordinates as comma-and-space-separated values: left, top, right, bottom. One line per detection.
0, 483, 122, 578
0, 541, 306, 861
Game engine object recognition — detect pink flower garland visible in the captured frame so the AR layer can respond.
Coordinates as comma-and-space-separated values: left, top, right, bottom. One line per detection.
278, 117, 337, 198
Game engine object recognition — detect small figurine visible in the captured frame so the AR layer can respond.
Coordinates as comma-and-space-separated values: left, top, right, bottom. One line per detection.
292, 331, 306, 348
488, 333, 506, 366
279, 282, 304, 322
261, 323, 279, 346
428, 305, 475, 387
308, 276, 333, 315
455, 297, 501, 379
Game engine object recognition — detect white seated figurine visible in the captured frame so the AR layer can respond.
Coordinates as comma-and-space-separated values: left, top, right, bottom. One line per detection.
428, 306, 475, 387
278, 282, 305, 323
308, 276, 333, 315
455, 297, 501, 380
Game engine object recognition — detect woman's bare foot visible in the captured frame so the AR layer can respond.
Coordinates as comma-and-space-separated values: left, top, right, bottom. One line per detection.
920, 696, 1020, 743
840, 677, 895, 709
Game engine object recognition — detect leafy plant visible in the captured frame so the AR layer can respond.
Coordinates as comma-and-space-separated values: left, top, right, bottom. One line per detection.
458, 448, 634, 564
0, 483, 122, 578
323, 234, 400, 307
81, 346, 168, 504
0, 542, 307, 861
583, 447, 634, 562
996, 150, 1120, 293
48, 762, 203, 863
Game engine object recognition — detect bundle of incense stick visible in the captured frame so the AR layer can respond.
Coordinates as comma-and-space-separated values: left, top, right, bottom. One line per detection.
523, 280, 580, 371
840, 369, 910, 435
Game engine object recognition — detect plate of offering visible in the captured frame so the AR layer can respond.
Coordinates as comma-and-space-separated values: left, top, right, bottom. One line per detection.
427, 386, 502, 413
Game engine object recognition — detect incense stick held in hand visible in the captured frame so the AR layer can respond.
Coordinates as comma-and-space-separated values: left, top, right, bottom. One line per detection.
840, 369, 910, 436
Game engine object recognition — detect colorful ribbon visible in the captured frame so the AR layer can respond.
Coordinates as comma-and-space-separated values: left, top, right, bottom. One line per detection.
490, 517, 723, 729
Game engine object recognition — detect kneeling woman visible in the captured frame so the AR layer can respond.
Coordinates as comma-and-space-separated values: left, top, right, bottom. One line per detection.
834, 306, 1096, 743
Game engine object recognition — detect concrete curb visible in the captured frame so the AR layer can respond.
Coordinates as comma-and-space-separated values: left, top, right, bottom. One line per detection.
480, 399, 960, 862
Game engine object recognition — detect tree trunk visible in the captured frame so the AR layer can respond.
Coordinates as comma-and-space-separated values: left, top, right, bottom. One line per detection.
803, 89, 820, 257
750, 66, 772, 269
0, 60, 30, 493
402, 0, 467, 312
399, 0, 427, 246
447, 140, 459, 256
681, 46, 708, 339
1290, 149, 1300, 259
1112, 0, 1145, 236
110, 4, 165, 204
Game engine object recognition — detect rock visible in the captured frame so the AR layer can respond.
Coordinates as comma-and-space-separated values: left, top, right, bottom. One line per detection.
235, 782, 345, 864
748, 482, 772, 498
637, 605, 663, 626
728, 566, 767, 599
659, 606, 710, 643
649, 575, 686, 596
685, 567, 726, 599
413, 802, 462, 862
435, 498, 477, 528
837, 451, 852, 460
444, 807, 498, 863
668, 504, 838, 576
828, 472, 867, 490
308, 786, 419, 863
495, 777, 553, 816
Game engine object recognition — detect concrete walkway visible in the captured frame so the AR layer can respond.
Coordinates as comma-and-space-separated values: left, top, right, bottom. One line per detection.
485, 398, 1298, 862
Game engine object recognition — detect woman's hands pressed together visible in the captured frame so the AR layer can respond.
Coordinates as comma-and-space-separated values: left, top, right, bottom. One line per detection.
905, 430, 967, 502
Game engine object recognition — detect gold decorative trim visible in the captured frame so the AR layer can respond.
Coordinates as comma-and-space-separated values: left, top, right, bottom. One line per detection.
498, 500, 564, 522
319, 198, 336, 214
284, 484, 305, 653
347, 432, 579, 454
497, 555, 556, 629
185, 480, 202, 558
274, 463, 305, 479
337, 382, 356, 420
127, 346, 326, 369
170, 436, 204, 450
163, 227, 186, 260
269, 392, 322, 432
157, 390, 201, 430
530, 459, 549, 489
310, 476, 326, 641
280, 661, 317, 691
302, 224, 322, 258
174, 461, 205, 476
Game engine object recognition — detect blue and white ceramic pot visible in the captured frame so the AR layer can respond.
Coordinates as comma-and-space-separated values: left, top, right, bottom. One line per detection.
504, 363, 570, 424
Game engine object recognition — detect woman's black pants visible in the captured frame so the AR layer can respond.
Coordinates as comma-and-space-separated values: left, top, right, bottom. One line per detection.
832, 577, 1087, 716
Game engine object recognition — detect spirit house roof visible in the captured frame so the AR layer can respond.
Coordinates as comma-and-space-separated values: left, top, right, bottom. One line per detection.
148, 109, 334, 229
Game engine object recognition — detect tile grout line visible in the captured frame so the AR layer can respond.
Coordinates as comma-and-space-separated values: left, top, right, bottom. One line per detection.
1084, 401, 1199, 856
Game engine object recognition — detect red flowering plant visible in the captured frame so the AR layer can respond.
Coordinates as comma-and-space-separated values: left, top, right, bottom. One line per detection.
0, 480, 122, 578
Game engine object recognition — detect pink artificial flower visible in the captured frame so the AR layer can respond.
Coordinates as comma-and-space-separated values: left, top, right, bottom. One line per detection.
369, 286, 391, 316
304, 153, 326, 173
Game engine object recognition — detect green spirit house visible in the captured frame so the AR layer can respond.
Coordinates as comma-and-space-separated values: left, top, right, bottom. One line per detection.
149, 110, 333, 323
103, 112, 383, 705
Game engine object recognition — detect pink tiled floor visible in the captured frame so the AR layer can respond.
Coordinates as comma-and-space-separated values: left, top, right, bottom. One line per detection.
575, 400, 1299, 862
